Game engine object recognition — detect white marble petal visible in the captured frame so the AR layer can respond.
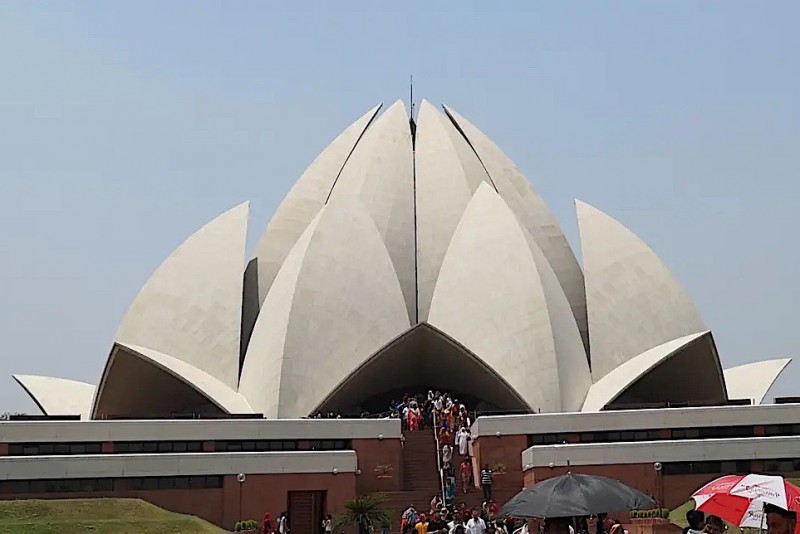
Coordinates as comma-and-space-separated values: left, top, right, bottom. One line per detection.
91, 343, 252, 418
114, 202, 249, 389
12, 375, 95, 419
239, 197, 410, 418
519, 233, 592, 411
582, 332, 710, 411
115, 344, 252, 414
577, 200, 706, 381
415, 100, 491, 322
428, 183, 589, 413
442, 105, 588, 353
251, 104, 381, 307
329, 100, 416, 322
724, 358, 792, 404
238, 211, 321, 419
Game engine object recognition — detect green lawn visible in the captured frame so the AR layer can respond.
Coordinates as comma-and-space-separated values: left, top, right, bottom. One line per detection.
0, 498, 227, 533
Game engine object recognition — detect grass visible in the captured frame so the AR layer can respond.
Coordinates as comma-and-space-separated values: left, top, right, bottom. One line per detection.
668, 478, 800, 534
0, 498, 228, 533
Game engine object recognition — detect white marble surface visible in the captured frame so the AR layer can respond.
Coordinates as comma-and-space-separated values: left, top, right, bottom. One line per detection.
12, 375, 95, 420
577, 200, 706, 381
725, 358, 792, 404
114, 202, 249, 389
0, 450, 358, 479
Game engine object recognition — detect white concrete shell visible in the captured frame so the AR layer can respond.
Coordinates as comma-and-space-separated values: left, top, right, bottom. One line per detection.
428, 184, 591, 413
250, 104, 381, 307
15, 98, 760, 419
724, 358, 792, 404
239, 197, 410, 418
12, 375, 94, 419
91, 344, 252, 418
114, 202, 249, 389
577, 200, 706, 381
414, 100, 492, 322
442, 105, 588, 353
329, 100, 416, 322
582, 331, 726, 411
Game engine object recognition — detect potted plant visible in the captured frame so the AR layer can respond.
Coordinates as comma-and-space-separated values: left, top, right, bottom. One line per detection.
630, 509, 670, 525
234, 519, 259, 533
334, 493, 391, 534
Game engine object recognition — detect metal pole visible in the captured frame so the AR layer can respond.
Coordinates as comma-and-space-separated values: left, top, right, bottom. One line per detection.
236, 473, 246, 523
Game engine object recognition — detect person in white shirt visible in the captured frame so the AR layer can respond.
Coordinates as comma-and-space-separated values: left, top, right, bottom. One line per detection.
456, 427, 470, 456
278, 511, 290, 534
442, 444, 453, 468
466, 509, 487, 534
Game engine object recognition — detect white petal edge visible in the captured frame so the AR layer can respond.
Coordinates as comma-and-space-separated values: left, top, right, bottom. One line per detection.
114, 202, 249, 389
92, 343, 253, 418
724, 358, 792, 404
582, 332, 711, 411
239, 197, 410, 418
250, 104, 381, 307
577, 199, 705, 381
13, 375, 95, 420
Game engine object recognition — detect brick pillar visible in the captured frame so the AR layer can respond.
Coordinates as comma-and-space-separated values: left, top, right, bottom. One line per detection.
101, 442, 114, 453
203, 441, 215, 452
0, 444, 8, 456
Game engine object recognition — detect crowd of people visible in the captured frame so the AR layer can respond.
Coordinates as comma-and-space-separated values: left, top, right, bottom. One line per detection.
401, 501, 523, 534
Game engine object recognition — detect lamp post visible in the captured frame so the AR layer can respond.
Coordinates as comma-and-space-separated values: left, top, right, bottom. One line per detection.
654, 462, 663, 508
237, 473, 246, 523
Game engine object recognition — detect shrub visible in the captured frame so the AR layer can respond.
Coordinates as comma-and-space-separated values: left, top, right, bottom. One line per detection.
631, 509, 669, 520
234, 519, 258, 531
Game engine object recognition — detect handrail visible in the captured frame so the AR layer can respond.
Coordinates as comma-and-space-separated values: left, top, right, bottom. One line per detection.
431, 410, 447, 506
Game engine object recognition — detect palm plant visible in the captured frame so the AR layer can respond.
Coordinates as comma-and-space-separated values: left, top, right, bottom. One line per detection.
334, 493, 391, 534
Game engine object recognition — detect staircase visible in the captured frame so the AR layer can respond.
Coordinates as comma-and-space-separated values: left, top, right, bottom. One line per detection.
380, 428, 520, 531
451, 442, 520, 515
383, 429, 441, 528
453, 443, 484, 511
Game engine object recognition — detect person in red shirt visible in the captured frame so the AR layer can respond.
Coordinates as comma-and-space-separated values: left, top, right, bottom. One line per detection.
460, 458, 472, 492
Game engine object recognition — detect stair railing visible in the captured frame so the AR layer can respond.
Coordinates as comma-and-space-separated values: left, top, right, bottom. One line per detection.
431, 410, 447, 506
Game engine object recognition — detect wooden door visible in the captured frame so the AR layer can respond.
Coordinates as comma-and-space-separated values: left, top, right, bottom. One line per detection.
288, 490, 326, 533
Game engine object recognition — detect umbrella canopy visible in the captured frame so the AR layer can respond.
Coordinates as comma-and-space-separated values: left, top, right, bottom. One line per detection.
692, 474, 800, 530
499, 473, 656, 519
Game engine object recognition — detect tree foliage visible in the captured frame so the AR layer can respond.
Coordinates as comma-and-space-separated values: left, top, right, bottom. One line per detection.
334, 493, 391, 534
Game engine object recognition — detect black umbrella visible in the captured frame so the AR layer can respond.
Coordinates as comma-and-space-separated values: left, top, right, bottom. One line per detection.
498, 473, 656, 519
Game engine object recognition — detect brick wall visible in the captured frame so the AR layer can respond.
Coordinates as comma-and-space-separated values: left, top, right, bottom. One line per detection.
352, 438, 403, 493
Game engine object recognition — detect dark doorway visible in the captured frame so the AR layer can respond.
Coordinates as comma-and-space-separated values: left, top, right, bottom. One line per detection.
313, 322, 531, 415
289, 490, 325, 534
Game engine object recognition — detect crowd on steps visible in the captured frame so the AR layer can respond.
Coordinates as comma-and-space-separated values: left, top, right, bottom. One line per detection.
394, 390, 513, 534
400, 501, 521, 534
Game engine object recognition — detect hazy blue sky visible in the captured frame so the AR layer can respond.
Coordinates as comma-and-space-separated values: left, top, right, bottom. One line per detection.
1, 2, 798, 413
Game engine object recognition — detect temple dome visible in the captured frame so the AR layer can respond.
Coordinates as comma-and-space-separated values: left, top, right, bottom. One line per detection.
15, 100, 791, 419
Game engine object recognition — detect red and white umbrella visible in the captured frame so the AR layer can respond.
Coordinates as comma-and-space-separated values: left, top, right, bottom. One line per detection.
692, 474, 800, 530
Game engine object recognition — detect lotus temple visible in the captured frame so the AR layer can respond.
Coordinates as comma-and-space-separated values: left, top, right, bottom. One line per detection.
2, 100, 798, 531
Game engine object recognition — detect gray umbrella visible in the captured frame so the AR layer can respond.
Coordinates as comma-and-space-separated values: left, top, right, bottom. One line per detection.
498, 473, 656, 519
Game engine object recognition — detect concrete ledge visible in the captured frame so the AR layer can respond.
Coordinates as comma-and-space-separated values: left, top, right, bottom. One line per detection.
472, 403, 800, 437
0, 450, 358, 479
0, 418, 402, 443
522, 435, 800, 468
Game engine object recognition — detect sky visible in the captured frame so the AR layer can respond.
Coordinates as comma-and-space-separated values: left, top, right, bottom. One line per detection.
0, 2, 798, 413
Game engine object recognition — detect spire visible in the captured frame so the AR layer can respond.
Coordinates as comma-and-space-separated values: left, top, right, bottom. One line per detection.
409, 75, 417, 147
